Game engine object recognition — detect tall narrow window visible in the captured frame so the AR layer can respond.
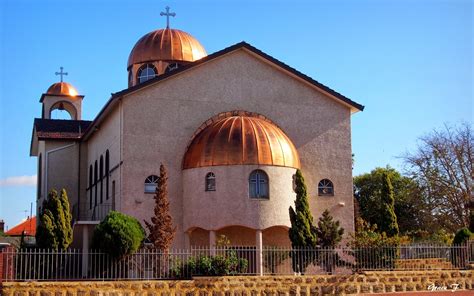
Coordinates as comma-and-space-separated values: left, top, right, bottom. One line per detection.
145, 175, 159, 193
249, 170, 269, 199
105, 150, 110, 200
205, 172, 216, 191
112, 180, 116, 210
99, 156, 104, 204
318, 179, 334, 196
37, 154, 42, 200
89, 165, 93, 209
94, 160, 98, 206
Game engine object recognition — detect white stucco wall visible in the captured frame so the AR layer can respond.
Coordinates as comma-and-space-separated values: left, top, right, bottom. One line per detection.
182, 165, 297, 231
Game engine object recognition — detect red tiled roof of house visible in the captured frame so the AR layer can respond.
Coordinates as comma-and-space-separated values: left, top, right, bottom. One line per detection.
5, 216, 36, 236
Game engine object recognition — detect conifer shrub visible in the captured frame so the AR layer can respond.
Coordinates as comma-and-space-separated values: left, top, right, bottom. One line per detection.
92, 211, 145, 259
36, 189, 73, 250
288, 169, 317, 273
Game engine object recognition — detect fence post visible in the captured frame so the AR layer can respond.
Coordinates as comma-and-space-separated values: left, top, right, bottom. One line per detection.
256, 230, 263, 276
81, 226, 89, 278
209, 230, 216, 256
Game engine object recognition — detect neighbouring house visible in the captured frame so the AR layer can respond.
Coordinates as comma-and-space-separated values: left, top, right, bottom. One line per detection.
5, 217, 36, 238
29, 11, 364, 251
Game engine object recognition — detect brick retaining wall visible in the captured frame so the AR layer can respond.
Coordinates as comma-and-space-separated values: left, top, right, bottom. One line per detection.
1, 270, 473, 295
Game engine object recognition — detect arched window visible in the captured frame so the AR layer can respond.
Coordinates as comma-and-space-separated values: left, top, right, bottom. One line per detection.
89, 165, 93, 209
94, 160, 98, 206
99, 156, 104, 204
249, 170, 269, 199
144, 175, 159, 193
318, 179, 334, 196
205, 172, 216, 191
105, 150, 110, 200
137, 64, 157, 84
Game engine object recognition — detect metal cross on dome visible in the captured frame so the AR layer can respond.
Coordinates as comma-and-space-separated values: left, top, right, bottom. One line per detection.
55, 67, 68, 82
160, 6, 176, 28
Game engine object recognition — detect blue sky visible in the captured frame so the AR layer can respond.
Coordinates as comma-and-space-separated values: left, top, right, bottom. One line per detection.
0, 0, 472, 230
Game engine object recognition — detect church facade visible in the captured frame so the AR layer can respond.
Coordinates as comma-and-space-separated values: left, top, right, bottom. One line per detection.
30, 22, 364, 249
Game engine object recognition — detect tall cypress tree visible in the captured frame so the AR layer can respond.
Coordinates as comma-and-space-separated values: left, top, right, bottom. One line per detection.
36, 189, 73, 250
289, 169, 317, 272
145, 164, 176, 251
289, 169, 317, 247
59, 189, 73, 249
378, 172, 399, 237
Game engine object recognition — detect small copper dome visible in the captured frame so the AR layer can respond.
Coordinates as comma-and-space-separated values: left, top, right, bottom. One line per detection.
46, 82, 78, 97
183, 115, 300, 169
127, 28, 207, 69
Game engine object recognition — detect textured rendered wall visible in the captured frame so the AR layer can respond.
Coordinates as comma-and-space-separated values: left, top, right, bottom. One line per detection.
2, 271, 473, 295
118, 49, 356, 248
83, 105, 122, 218
183, 165, 296, 232
44, 141, 80, 207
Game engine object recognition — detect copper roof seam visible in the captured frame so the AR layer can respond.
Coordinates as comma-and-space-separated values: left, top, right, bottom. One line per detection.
227, 117, 240, 164
211, 117, 234, 166
271, 125, 288, 167
174, 30, 183, 60
179, 31, 191, 60
247, 118, 262, 165
255, 120, 275, 166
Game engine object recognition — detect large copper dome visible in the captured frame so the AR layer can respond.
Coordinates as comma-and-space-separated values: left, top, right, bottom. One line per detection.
183, 114, 300, 169
46, 82, 78, 97
127, 28, 207, 69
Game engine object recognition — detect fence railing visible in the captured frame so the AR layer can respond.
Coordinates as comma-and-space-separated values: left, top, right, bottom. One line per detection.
1, 244, 472, 281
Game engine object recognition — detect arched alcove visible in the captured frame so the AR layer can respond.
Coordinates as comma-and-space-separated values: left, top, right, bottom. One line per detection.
49, 101, 77, 120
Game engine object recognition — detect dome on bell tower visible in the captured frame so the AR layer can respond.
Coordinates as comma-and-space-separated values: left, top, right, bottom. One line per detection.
127, 7, 207, 87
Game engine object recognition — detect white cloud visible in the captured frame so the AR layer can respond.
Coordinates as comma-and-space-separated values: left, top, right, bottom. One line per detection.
0, 175, 37, 187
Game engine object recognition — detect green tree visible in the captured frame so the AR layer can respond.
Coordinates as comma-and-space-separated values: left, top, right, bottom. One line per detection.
144, 164, 176, 251
92, 211, 145, 259
354, 167, 426, 234
289, 169, 317, 273
378, 172, 399, 237
315, 210, 345, 273
316, 210, 344, 247
36, 189, 73, 250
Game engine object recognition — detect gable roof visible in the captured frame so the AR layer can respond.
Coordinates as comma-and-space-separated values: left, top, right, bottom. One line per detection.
30, 118, 92, 156
6, 216, 36, 236
81, 41, 363, 140
112, 41, 364, 111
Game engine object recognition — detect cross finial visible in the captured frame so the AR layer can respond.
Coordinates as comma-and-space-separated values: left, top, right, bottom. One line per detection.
55, 66, 68, 82
160, 6, 176, 28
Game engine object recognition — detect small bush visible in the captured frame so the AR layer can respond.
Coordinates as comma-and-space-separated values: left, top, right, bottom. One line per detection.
92, 211, 145, 259
171, 250, 248, 278
452, 228, 473, 245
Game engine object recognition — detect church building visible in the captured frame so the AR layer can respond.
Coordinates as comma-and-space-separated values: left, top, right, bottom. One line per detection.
30, 9, 364, 250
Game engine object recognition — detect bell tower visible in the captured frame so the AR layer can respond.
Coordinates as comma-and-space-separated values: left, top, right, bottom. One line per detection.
40, 67, 84, 120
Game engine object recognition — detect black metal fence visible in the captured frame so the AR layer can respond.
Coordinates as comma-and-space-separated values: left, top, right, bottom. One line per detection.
1, 243, 472, 281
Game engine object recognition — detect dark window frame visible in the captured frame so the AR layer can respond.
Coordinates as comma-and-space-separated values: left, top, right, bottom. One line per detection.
249, 169, 269, 199
318, 179, 334, 196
